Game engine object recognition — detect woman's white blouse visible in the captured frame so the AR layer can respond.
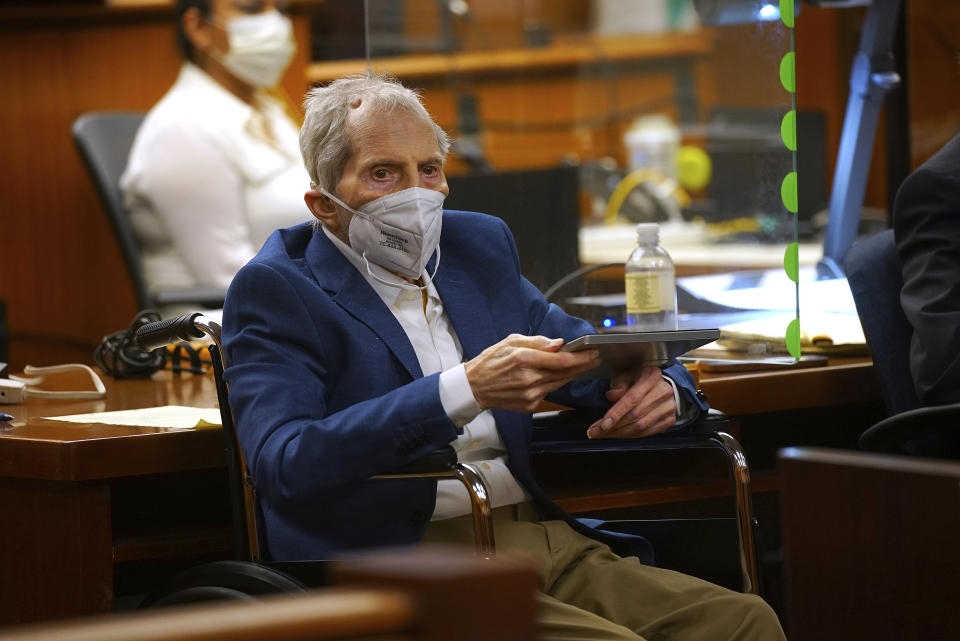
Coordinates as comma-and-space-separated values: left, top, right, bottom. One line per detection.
121, 63, 310, 293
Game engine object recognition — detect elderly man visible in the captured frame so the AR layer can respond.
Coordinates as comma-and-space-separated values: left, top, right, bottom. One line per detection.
222, 74, 785, 640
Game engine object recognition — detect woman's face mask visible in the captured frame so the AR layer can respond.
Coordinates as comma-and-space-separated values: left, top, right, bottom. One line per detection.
321, 187, 446, 288
218, 10, 296, 88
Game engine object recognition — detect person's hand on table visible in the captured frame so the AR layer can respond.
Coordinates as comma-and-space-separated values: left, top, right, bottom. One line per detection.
465, 334, 601, 413
587, 365, 676, 439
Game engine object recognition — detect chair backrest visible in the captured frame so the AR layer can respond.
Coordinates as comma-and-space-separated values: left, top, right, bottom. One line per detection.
72, 111, 150, 310
845, 229, 919, 415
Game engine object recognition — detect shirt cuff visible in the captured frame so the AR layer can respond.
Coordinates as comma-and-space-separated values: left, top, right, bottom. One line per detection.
661, 374, 683, 418
439, 364, 484, 428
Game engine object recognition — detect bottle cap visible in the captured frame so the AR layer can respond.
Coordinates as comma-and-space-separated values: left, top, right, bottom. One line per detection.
635, 222, 659, 245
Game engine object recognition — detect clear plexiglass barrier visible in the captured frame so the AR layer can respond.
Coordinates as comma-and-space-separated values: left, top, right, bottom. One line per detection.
307, 0, 807, 358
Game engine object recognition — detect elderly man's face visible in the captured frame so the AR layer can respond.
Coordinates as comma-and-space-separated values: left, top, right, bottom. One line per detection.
309, 106, 449, 243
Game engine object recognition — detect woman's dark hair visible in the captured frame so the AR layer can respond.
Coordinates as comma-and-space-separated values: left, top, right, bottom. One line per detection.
176, 0, 213, 62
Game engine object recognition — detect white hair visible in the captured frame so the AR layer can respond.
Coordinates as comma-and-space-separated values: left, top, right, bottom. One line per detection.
299, 73, 450, 193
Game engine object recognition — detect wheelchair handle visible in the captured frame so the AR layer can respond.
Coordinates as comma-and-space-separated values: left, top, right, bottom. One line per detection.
135, 313, 206, 351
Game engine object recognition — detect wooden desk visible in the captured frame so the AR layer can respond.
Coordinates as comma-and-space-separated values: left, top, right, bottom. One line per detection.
779, 447, 960, 641
0, 372, 226, 626
698, 357, 881, 417
0, 547, 540, 641
0, 358, 883, 625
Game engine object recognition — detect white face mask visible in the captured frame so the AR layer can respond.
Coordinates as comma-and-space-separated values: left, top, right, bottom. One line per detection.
321, 187, 446, 288
219, 10, 295, 88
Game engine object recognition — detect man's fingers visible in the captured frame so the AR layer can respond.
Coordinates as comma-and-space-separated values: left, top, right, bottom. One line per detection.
588, 370, 675, 439
514, 345, 601, 371
596, 369, 660, 425
604, 400, 676, 438
588, 399, 675, 439
502, 334, 564, 350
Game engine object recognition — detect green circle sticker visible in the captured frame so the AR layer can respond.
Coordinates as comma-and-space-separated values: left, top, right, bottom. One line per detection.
781, 171, 799, 214
781, 110, 797, 151
785, 318, 801, 359
780, 0, 795, 29
779, 51, 796, 94
783, 242, 799, 283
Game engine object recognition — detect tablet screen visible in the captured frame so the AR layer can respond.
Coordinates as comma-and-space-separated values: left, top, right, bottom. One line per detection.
562, 329, 720, 378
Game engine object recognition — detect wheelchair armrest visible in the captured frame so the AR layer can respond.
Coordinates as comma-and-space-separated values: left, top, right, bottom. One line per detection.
530, 408, 731, 450
858, 402, 960, 455
380, 445, 459, 475
154, 287, 228, 308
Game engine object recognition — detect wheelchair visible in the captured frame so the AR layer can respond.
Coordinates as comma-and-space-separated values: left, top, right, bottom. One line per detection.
134, 312, 761, 605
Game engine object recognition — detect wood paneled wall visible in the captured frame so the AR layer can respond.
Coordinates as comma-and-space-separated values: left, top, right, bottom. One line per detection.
2, 2, 955, 370
0, 8, 311, 369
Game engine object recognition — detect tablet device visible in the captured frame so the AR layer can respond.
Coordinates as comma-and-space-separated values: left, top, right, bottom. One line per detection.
562, 329, 720, 378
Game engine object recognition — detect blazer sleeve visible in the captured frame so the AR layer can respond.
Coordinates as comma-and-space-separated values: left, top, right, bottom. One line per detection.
222, 261, 460, 510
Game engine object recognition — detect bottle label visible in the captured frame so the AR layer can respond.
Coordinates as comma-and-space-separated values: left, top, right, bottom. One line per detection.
625, 272, 661, 314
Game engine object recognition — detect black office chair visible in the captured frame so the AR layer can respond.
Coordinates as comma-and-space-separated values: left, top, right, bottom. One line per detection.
846, 229, 960, 457
71, 112, 227, 311
135, 313, 760, 601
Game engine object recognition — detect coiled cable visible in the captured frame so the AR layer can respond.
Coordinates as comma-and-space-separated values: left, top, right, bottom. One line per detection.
94, 310, 165, 379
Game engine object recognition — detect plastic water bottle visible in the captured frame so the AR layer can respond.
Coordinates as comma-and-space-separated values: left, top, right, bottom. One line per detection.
625, 223, 677, 331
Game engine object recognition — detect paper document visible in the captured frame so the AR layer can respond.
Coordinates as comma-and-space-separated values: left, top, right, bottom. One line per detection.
44, 405, 222, 429
717, 312, 867, 355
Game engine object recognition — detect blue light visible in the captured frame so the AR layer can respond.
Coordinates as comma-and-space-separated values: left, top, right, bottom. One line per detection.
758, 4, 780, 21
602, 318, 615, 328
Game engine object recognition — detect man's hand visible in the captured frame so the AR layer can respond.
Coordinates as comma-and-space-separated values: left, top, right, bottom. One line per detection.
464, 334, 601, 413
586, 366, 676, 439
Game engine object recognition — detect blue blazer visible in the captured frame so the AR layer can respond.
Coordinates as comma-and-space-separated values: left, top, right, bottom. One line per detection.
223, 211, 706, 562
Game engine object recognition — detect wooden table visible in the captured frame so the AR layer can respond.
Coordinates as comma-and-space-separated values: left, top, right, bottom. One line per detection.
697, 357, 882, 416
779, 447, 960, 641
0, 371, 227, 626
0, 358, 883, 625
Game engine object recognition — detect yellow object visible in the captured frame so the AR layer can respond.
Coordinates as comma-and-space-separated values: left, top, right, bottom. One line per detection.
604, 168, 691, 225
676, 145, 712, 191
716, 312, 867, 356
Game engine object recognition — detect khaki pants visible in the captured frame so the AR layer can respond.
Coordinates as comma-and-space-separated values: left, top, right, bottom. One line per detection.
422, 504, 786, 641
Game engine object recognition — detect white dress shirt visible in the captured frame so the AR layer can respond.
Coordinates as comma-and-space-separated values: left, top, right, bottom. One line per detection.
322, 226, 530, 519
121, 63, 310, 295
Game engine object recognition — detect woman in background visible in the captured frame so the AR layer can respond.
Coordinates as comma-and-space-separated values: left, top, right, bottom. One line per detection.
122, 0, 309, 296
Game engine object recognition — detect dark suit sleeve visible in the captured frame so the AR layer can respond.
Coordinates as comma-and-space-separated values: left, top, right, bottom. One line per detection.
222, 262, 460, 510
894, 142, 960, 405
492, 218, 708, 427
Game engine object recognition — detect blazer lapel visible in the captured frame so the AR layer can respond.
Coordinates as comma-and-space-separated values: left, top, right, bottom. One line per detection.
305, 231, 423, 380
433, 255, 499, 361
